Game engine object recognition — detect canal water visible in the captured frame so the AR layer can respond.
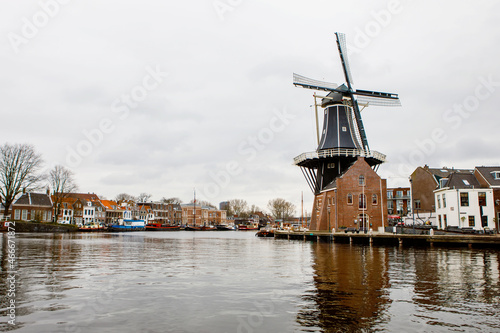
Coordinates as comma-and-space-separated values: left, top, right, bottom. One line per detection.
1, 231, 500, 333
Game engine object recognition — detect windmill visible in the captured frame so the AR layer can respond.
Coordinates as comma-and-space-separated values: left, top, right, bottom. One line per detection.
293, 32, 401, 195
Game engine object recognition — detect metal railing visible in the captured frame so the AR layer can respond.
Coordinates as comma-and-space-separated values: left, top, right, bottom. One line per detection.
293, 148, 386, 165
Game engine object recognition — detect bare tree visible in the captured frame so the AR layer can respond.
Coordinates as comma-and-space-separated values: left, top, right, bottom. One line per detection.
115, 193, 136, 204
228, 199, 248, 217
49, 165, 78, 222
160, 197, 182, 205
0, 143, 44, 216
137, 192, 152, 203
267, 198, 296, 222
191, 199, 216, 208
249, 204, 261, 215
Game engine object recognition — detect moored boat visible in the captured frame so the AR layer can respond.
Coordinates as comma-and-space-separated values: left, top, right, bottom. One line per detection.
256, 228, 275, 237
145, 223, 180, 231
184, 225, 201, 231
109, 219, 145, 231
79, 223, 106, 232
216, 224, 235, 231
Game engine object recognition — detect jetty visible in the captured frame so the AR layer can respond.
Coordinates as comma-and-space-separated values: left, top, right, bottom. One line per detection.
274, 230, 500, 248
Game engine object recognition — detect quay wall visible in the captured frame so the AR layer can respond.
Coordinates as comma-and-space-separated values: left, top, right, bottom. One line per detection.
3, 221, 79, 233
274, 230, 500, 248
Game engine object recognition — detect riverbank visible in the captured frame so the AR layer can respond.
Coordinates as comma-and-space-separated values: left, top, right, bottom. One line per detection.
3, 221, 79, 233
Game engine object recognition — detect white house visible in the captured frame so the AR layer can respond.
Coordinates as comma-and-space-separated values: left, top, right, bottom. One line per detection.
434, 172, 495, 231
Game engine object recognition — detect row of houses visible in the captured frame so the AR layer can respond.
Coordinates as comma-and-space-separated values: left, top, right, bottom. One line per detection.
10, 191, 228, 226
409, 165, 500, 232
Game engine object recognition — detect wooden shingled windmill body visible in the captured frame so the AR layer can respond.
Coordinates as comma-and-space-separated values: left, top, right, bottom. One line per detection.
293, 32, 401, 232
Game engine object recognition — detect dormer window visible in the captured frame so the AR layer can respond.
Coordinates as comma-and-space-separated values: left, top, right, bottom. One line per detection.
439, 178, 448, 188
462, 179, 470, 186
491, 171, 500, 180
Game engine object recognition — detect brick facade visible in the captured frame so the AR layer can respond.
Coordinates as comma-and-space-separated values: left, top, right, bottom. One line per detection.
309, 157, 387, 231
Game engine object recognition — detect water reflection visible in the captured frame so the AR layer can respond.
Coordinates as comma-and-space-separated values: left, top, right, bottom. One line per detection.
301, 243, 500, 332
298, 243, 391, 332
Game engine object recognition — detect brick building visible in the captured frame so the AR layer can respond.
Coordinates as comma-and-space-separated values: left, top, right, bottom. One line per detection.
310, 157, 387, 231
387, 187, 411, 216
12, 192, 53, 222
181, 204, 227, 226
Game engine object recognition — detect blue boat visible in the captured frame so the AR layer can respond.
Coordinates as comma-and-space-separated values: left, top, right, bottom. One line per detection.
109, 219, 145, 231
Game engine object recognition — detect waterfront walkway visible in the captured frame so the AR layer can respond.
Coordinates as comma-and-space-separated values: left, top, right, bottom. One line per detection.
274, 230, 500, 248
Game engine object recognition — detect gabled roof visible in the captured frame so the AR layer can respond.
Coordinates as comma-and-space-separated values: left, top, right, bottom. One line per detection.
14, 192, 53, 207
443, 172, 481, 190
65, 193, 100, 201
100, 200, 119, 210
475, 166, 500, 187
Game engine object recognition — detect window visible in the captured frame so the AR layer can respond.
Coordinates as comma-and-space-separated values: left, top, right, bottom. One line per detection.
437, 196, 441, 209
387, 191, 393, 199
14, 210, 20, 220
22, 210, 28, 220
359, 175, 365, 186
372, 194, 378, 205
481, 215, 488, 228
414, 200, 421, 210
347, 193, 353, 205
438, 215, 442, 229
396, 191, 403, 198
359, 194, 366, 209
443, 194, 446, 208
460, 192, 469, 206
468, 215, 475, 227
443, 214, 447, 228
387, 201, 393, 210
478, 192, 486, 206
462, 179, 470, 186
491, 171, 500, 180
440, 178, 448, 188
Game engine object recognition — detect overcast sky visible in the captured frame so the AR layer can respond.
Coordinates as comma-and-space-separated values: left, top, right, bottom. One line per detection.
1, 1, 499, 213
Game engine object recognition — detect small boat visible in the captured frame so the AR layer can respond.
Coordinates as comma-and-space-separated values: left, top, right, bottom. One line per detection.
109, 219, 145, 231
216, 224, 235, 231
237, 222, 259, 230
256, 228, 275, 237
79, 223, 106, 232
145, 223, 180, 231
184, 225, 201, 231
201, 225, 217, 231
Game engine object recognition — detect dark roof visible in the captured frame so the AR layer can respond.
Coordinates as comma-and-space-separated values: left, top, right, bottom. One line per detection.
65, 193, 100, 201
444, 173, 481, 189
426, 166, 472, 180
475, 166, 500, 187
14, 192, 53, 207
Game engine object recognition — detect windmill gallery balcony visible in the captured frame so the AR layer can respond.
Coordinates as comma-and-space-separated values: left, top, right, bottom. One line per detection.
293, 148, 386, 167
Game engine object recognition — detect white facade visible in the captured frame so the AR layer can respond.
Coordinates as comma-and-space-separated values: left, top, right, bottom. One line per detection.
434, 188, 495, 230
83, 201, 95, 224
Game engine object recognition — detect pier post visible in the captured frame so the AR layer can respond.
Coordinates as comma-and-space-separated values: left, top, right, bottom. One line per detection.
398, 238, 403, 246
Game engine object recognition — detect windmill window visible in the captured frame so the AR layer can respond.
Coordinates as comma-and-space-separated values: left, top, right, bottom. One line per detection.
342, 126, 347, 132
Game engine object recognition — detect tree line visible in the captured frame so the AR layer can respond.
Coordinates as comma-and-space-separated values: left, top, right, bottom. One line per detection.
0, 143, 297, 221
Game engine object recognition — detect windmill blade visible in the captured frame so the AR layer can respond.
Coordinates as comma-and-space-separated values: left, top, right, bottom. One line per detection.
335, 32, 354, 88
293, 73, 339, 92
356, 95, 401, 107
350, 97, 370, 151
353, 89, 401, 107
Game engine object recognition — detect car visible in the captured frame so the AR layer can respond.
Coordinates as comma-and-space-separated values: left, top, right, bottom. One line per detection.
58, 220, 71, 224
